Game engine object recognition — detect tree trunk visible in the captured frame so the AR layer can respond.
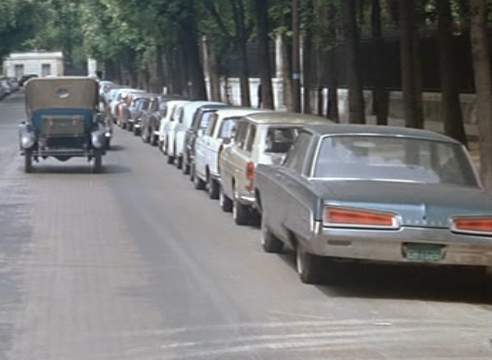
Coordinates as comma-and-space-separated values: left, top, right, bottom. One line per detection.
203, 37, 222, 101
254, 0, 274, 109
291, 0, 301, 112
303, 1, 314, 114
180, 0, 207, 100
437, 0, 467, 145
399, 0, 424, 129
470, 0, 492, 189
281, 34, 293, 111
231, 0, 251, 106
342, 0, 365, 123
371, 0, 389, 125
155, 46, 165, 94
325, 1, 339, 121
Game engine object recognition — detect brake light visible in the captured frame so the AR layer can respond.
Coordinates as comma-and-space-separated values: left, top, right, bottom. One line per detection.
246, 161, 255, 191
451, 217, 492, 235
324, 207, 398, 229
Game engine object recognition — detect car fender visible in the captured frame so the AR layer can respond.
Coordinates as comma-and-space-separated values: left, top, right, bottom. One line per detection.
175, 130, 186, 157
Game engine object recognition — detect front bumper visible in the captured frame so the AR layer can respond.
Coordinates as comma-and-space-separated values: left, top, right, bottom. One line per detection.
307, 224, 492, 267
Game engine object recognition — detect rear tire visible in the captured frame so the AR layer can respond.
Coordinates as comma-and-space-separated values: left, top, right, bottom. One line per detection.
296, 244, 323, 284
208, 178, 220, 200
193, 169, 206, 190
219, 186, 233, 212
182, 161, 190, 175
233, 193, 250, 226
261, 217, 283, 253
176, 156, 183, 169
24, 150, 33, 173
92, 152, 103, 174
150, 134, 158, 146
167, 155, 175, 165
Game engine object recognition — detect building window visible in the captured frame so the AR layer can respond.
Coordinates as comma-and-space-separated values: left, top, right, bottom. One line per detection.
41, 64, 51, 77
14, 64, 24, 79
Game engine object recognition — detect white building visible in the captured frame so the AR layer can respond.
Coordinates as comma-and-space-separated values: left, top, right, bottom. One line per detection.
3, 51, 64, 79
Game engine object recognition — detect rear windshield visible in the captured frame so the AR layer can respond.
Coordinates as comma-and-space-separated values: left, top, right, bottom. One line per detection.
219, 117, 240, 139
314, 135, 478, 187
264, 127, 299, 153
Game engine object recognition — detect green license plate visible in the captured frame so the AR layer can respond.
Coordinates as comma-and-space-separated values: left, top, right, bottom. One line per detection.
404, 243, 444, 262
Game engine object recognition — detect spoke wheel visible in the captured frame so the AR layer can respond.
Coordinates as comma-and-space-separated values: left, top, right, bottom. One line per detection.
24, 150, 33, 173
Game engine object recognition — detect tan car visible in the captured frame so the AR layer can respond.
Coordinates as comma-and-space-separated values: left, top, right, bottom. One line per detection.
219, 112, 328, 225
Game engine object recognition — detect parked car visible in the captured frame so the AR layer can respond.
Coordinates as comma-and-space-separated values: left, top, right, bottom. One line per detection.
159, 100, 190, 153
0, 81, 7, 99
255, 123, 492, 284
181, 101, 228, 174
127, 93, 156, 133
140, 96, 163, 144
220, 112, 327, 225
193, 108, 265, 199
19, 77, 107, 173
19, 74, 38, 87
7, 78, 19, 92
0, 78, 12, 97
116, 90, 146, 129
141, 95, 186, 146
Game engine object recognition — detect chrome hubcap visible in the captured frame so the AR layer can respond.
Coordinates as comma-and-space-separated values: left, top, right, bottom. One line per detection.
296, 247, 303, 275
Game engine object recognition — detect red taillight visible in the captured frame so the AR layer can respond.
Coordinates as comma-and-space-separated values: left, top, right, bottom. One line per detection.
246, 161, 255, 181
324, 207, 398, 229
452, 217, 492, 235
246, 161, 255, 191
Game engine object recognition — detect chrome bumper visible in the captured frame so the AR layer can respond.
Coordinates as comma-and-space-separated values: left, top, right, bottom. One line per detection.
307, 224, 492, 267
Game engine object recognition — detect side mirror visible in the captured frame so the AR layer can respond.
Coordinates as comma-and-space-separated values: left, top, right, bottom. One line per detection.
197, 129, 205, 137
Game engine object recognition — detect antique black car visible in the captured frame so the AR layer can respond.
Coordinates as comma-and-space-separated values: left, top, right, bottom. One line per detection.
19, 77, 107, 173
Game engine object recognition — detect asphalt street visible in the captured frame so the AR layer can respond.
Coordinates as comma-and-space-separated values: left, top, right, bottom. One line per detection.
1, 93, 492, 359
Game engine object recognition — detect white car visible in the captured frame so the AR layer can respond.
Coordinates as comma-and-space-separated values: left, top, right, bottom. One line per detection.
158, 100, 190, 159
172, 101, 224, 168
194, 108, 265, 199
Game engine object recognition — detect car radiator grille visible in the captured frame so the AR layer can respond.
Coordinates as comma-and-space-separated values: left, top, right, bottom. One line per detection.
41, 115, 85, 137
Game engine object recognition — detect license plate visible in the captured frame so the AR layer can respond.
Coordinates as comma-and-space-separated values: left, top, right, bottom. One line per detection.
403, 243, 444, 262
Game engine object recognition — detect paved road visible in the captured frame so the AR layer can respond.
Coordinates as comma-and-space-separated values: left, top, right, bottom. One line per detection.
1, 93, 492, 360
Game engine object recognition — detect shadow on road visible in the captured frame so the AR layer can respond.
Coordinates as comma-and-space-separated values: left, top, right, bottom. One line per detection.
27, 163, 132, 175
278, 251, 492, 306
109, 144, 125, 152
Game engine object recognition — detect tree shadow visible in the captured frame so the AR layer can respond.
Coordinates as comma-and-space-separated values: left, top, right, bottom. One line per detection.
277, 250, 492, 306
27, 163, 132, 175
108, 144, 125, 152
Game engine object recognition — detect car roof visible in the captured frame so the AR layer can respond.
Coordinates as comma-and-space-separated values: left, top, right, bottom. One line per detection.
303, 123, 461, 144
244, 111, 330, 126
215, 108, 268, 120
166, 100, 191, 107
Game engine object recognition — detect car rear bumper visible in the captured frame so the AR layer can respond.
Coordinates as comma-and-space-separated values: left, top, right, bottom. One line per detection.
307, 224, 492, 267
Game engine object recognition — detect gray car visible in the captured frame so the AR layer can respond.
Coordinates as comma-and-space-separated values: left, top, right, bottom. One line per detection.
255, 124, 492, 284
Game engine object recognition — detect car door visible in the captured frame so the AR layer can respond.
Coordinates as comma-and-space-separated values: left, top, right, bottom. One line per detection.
233, 123, 257, 199
196, 113, 217, 180
209, 116, 237, 178
195, 113, 216, 180
221, 120, 249, 199
278, 133, 315, 239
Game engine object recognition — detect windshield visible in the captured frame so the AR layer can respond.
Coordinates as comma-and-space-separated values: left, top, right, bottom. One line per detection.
264, 127, 299, 153
314, 136, 478, 187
